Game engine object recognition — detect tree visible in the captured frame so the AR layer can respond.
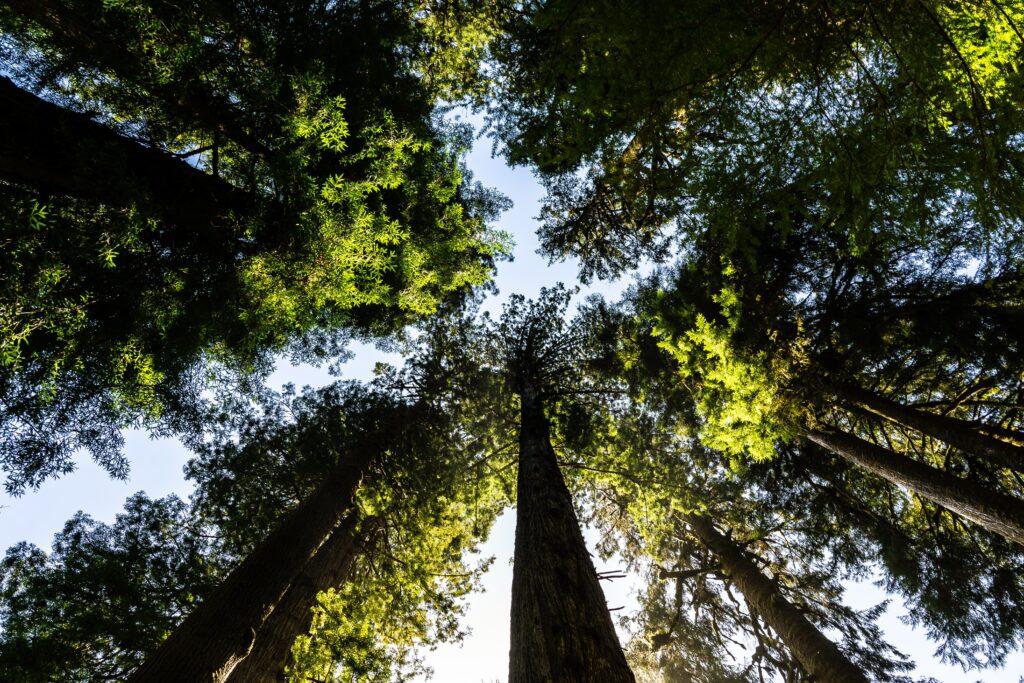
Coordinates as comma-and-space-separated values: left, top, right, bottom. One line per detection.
804, 427, 1024, 546
581, 288, 1024, 672
135, 370, 504, 682
758, 447, 1024, 669
823, 381, 1024, 473
478, 288, 635, 682
558, 319, 911, 681
489, 0, 1024, 281
190, 378, 504, 683
1, 373, 503, 682
223, 514, 381, 683
129, 429, 378, 681
679, 511, 870, 683
0, 493, 223, 681
0, 0, 510, 492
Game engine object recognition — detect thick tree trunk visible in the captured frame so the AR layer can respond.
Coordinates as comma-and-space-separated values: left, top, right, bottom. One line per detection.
225, 515, 381, 683
6, 0, 272, 157
0, 77, 250, 225
807, 428, 1024, 547
130, 451, 373, 682
681, 513, 868, 683
829, 381, 1024, 472
509, 387, 635, 683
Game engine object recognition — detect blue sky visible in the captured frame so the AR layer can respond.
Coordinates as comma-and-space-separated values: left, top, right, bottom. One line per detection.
2, 111, 1022, 682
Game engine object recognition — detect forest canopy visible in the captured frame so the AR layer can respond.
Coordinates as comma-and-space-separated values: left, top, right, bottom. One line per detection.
2, 1, 1024, 682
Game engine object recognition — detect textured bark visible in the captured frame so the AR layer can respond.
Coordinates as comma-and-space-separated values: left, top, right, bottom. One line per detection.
130, 452, 372, 682
0, 76, 250, 225
682, 513, 869, 683
807, 428, 1024, 547
225, 515, 381, 683
830, 381, 1024, 472
508, 387, 635, 683
6, 0, 272, 157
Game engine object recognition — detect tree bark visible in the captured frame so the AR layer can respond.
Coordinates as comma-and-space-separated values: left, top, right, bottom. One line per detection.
829, 381, 1024, 472
224, 515, 382, 683
0, 76, 250, 226
681, 512, 869, 683
508, 386, 635, 683
129, 451, 373, 682
806, 428, 1024, 547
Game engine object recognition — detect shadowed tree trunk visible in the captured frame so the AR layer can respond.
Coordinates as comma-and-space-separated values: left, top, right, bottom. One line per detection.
829, 381, 1024, 472
0, 76, 250, 226
225, 515, 382, 683
509, 385, 635, 683
681, 512, 869, 683
806, 428, 1024, 547
129, 451, 373, 682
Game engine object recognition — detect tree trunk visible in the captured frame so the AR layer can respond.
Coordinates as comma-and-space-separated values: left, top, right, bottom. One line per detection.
509, 386, 635, 683
0, 77, 250, 226
681, 512, 869, 683
224, 515, 382, 683
129, 451, 373, 682
806, 428, 1024, 547
829, 381, 1024, 472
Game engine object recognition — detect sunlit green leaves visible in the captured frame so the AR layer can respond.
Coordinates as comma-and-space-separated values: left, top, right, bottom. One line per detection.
931, 1, 1024, 124
654, 274, 806, 464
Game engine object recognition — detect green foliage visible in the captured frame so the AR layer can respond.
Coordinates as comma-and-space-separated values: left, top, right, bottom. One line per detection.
289, 493, 494, 683
0, 493, 223, 682
3, 3, 1024, 681
653, 268, 806, 464
911, 2, 1024, 130
490, 0, 1024, 284
188, 378, 505, 681
409, 0, 510, 105
0, 1, 510, 490
237, 108, 506, 349
0, 195, 92, 374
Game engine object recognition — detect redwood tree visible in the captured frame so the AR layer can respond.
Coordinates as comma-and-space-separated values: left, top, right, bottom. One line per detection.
129, 443, 377, 681
486, 289, 635, 683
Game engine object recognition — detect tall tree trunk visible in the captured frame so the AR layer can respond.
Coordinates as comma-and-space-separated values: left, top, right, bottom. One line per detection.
681, 512, 869, 683
225, 515, 382, 683
130, 451, 373, 682
0, 77, 250, 226
806, 428, 1024, 547
509, 386, 635, 683
829, 381, 1024, 472
5, 0, 272, 157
